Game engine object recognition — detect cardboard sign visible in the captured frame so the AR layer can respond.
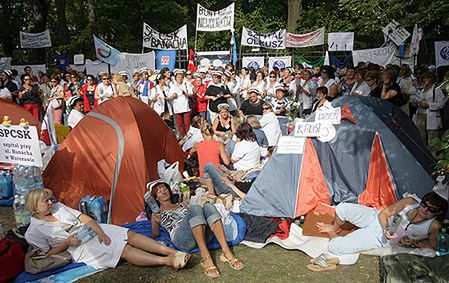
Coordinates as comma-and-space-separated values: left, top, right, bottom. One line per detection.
382, 20, 411, 46
0, 126, 43, 167
294, 122, 322, 137
328, 32, 354, 51
196, 3, 234, 32
315, 107, 341, 124
277, 136, 305, 154
73, 54, 85, 65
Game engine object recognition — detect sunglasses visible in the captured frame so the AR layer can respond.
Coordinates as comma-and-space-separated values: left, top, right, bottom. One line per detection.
421, 201, 441, 213
23, 78, 31, 81
270, 76, 276, 78
102, 78, 109, 80
263, 107, 271, 110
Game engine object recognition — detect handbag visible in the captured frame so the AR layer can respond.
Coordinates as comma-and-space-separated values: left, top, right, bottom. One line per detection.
50, 98, 63, 109
24, 245, 72, 274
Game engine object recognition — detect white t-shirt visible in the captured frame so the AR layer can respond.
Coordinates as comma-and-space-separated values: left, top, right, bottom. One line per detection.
170, 82, 191, 114
182, 126, 204, 152
67, 109, 85, 128
299, 79, 313, 110
317, 78, 336, 92
350, 81, 370, 96
232, 140, 261, 171
96, 84, 114, 104
259, 112, 281, 146
150, 85, 169, 115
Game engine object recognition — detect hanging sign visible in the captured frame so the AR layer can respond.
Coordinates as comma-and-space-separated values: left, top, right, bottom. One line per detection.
242, 57, 264, 69
286, 28, 325, 48
241, 27, 286, 49
142, 24, 188, 50
196, 3, 235, 32
352, 45, 395, 67
435, 41, 449, 68
268, 56, 291, 71
19, 30, 52, 48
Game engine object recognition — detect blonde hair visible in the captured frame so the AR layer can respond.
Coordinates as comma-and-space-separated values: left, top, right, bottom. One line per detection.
200, 123, 214, 136
25, 188, 54, 215
246, 115, 261, 129
112, 74, 124, 82
233, 114, 246, 128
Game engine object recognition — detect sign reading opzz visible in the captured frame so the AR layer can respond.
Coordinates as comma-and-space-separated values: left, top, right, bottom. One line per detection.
143, 24, 188, 50
241, 27, 286, 49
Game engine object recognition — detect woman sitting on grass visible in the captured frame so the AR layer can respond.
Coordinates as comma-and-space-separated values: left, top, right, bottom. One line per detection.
150, 181, 244, 278
317, 192, 447, 255
24, 188, 190, 270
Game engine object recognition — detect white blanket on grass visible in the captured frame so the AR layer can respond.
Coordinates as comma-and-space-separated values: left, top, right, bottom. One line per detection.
241, 223, 435, 265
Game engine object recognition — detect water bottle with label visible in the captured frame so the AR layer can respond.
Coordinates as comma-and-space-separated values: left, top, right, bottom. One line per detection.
144, 191, 160, 214
436, 228, 449, 256
76, 226, 96, 244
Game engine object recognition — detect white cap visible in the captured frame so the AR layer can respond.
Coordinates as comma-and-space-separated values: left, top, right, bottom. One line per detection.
211, 70, 223, 77
248, 87, 260, 94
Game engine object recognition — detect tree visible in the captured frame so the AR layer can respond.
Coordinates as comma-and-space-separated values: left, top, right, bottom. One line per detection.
287, 0, 302, 32
55, 0, 69, 45
31, 0, 51, 63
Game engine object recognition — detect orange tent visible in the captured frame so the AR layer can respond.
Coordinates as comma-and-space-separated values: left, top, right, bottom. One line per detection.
43, 97, 185, 224
0, 98, 41, 131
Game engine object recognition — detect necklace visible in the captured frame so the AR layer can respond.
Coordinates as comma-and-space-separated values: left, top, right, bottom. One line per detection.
405, 209, 420, 231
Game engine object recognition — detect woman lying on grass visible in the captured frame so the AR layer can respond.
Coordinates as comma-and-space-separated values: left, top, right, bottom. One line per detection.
24, 188, 190, 270
150, 181, 244, 278
317, 192, 447, 255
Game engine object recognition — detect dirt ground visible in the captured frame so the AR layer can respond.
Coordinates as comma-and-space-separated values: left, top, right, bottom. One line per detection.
0, 206, 380, 283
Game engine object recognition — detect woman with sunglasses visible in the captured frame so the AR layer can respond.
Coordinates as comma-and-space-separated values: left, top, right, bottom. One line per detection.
18, 74, 41, 120
95, 75, 114, 104
316, 192, 448, 255
317, 66, 339, 101
48, 75, 65, 124
79, 75, 97, 113
265, 71, 278, 103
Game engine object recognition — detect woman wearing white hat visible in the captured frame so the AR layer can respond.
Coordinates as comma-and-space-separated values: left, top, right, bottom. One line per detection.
170, 70, 194, 136
205, 70, 231, 123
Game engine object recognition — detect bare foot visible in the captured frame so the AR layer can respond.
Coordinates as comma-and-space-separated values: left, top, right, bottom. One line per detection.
316, 222, 340, 233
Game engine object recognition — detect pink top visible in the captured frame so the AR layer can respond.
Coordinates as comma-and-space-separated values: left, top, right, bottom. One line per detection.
196, 140, 221, 178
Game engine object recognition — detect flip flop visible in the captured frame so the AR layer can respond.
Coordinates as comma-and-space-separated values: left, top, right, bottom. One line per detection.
172, 251, 191, 271
310, 253, 340, 265
307, 257, 337, 272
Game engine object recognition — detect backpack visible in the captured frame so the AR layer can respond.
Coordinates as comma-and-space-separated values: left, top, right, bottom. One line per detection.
0, 230, 29, 282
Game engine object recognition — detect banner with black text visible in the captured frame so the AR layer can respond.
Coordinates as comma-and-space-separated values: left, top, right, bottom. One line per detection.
286, 28, 325, 48
241, 27, 286, 49
20, 30, 52, 49
143, 24, 188, 50
352, 45, 396, 67
196, 3, 234, 32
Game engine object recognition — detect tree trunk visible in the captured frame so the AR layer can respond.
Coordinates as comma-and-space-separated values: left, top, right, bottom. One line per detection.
287, 0, 302, 32
31, 0, 51, 63
55, 0, 69, 45
87, 0, 96, 35
0, 0, 15, 56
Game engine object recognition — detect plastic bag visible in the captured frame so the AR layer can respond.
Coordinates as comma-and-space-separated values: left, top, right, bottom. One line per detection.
161, 161, 183, 188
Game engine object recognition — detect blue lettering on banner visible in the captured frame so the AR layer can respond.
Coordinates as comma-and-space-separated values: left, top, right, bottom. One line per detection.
441, 46, 449, 60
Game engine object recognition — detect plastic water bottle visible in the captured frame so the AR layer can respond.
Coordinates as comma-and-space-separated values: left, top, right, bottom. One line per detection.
13, 195, 22, 227
436, 228, 449, 256
144, 191, 160, 214
76, 226, 96, 243
20, 195, 31, 226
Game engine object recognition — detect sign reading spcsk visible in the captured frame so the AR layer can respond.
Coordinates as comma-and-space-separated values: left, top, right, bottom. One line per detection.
0, 125, 42, 167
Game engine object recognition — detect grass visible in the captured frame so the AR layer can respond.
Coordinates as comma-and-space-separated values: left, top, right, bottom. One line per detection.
0, 206, 380, 282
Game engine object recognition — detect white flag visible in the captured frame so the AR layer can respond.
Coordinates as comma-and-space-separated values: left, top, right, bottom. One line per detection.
409, 24, 423, 57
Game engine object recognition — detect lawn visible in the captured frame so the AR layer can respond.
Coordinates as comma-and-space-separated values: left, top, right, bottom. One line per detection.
0, 206, 380, 282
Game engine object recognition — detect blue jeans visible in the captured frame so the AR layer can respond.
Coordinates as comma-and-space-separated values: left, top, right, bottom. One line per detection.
328, 203, 388, 255
203, 163, 237, 197
171, 204, 222, 251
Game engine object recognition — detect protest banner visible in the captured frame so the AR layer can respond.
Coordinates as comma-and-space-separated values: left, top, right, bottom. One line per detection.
85, 60, 108, 76
0, 125, 42, 167
277, 136, 305, 154
0, 57, 12, 71
19, 30, 52, 48
286, 27, 325, 48
328, 32, 354, 51
143, 24, 188, 50
294, 122, 322, 137
110, 52, 156, 75
268, 56, 291, 71
242, 57, 265, 70
93, 35, 120, 65
11, 64, 46, 77
73, 54, 85, 65
196, 3, 234, 32
241, 27, 286, 49
382, 20, 411, 46
435, 41, 449, 68
68, 64, 86, 72
315, 107, 341, 124
352, 45, 396, 67
156, 50, 177, 71
196, 51, 230, 67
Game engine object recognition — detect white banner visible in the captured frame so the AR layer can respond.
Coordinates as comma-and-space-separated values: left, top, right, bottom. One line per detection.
111, 52, 156, 74
242, 57, 265, 69
196, 3, 234, 32
286, 27, 325, 48
68, 64, 86, 72
315, 107, 341, 124
11, 64, 46, 77
0, 57, 12, 71
241, 27, 286, 49
435, 41, 449, 68
352, 45, 396, 67
328, 32, 354, 51
19, 30, 52, 49
143, 24, 188, 50
268, 56, 291, 71
0, 125, 43, 167
85, 60, 108, 76
277, 136, 305, 154
382, 20, 411, 46
294, 122, 322, 137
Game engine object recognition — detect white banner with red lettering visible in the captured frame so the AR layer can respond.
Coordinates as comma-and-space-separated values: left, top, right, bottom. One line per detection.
286, 28, 325, 48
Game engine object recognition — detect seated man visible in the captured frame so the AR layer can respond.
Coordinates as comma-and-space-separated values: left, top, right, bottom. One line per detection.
317, 192, 447, 255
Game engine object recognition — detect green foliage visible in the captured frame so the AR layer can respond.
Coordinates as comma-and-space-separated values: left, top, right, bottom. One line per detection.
430, 130, 449, 184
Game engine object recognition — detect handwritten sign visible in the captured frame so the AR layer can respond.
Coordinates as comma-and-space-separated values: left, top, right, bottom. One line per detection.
0, 126, 42, 167
277, 136, 305, 154
294, 122, 322, 137
315, 107, 341, 124
20, 30, 52, 49
196, 3, 234, 32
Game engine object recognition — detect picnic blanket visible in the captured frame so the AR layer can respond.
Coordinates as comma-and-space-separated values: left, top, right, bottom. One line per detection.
0, 197, 13, 206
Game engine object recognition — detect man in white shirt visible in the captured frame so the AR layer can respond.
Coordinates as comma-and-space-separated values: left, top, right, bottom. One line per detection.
67, 96, 85, 128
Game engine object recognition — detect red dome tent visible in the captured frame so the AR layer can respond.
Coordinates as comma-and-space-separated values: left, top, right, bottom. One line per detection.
43, 97, 185, 225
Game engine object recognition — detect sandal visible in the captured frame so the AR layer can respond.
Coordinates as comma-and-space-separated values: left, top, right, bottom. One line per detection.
220, 249, 244, 271
201, 256, 220, 278
172, 251, 191, 271
310, 253, 340, 265
306, 256, 337, 272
